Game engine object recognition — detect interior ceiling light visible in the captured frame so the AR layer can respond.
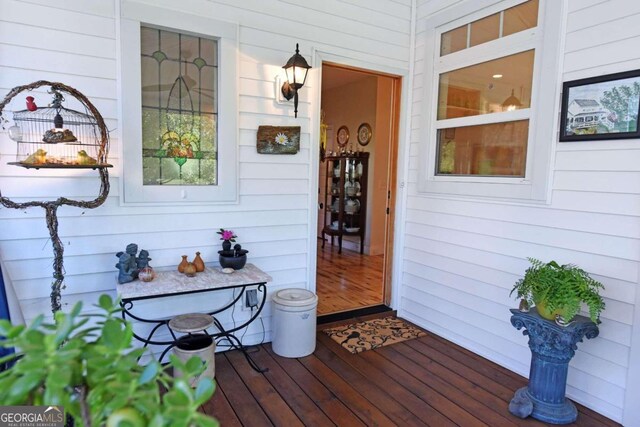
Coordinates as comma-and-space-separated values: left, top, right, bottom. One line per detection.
493, 74, 503, 79
502, 89, 522, 111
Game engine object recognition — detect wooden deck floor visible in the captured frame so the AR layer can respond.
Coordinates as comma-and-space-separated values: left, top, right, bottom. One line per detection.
201, 321, 620, 426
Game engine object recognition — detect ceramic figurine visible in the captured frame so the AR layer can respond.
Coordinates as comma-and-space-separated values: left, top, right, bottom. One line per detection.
193, 252, 205, 272
23, 149, 47, 165
136, 249, 151, 269
555, 314, 573, 327
76, 150, 97, 165
115, 253, 137, 284
115, 243, 140, 281
178, 255, 189, 273
26, 96, 37, 111
125, 243, 139, 278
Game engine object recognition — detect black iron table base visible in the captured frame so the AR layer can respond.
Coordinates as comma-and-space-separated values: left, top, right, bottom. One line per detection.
116, 265, 272, 373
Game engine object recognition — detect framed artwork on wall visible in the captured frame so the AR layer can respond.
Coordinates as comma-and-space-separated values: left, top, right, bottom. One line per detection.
256, 126, 301, 154
560, 69, 640, 142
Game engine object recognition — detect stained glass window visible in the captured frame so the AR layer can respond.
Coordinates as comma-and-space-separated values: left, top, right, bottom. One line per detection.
140, 26, 217, 185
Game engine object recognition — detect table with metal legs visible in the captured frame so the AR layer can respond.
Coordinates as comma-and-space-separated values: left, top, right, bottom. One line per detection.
117, 264, 271, 372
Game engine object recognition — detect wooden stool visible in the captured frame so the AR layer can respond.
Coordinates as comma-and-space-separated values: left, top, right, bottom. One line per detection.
169, 313, 214, 333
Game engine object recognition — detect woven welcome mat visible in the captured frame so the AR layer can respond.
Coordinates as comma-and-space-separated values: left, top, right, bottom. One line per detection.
323, 317, 427, 354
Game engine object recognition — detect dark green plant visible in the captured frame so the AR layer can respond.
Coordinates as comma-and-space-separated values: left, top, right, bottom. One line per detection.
510, 258, 605, 323
0, 295, 218, 427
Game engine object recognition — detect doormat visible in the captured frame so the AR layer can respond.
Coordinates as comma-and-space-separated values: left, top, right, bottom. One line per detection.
323, 317, 426, 354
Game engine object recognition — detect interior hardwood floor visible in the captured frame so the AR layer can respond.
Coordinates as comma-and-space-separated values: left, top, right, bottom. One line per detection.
316, 240, 384, 315
201, 320, 620, 427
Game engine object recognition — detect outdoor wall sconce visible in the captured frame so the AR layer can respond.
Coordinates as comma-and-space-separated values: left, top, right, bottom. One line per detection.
280, 43, 311, 118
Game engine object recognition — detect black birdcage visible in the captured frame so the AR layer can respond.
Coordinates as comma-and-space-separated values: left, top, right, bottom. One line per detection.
5, 87, 111, 169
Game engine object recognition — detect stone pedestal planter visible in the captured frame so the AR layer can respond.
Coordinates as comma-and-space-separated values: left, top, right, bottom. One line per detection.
509, 308, 599, 424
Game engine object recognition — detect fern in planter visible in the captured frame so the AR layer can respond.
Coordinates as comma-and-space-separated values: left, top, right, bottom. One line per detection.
0, 295, 218, 427
510, 258, 605, 323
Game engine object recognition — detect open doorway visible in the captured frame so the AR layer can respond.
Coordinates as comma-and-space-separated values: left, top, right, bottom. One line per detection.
316, 63, 401, 316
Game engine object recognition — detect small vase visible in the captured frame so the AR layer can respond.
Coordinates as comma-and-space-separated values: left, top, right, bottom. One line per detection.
193, 252, 205, 272
139, 267, 155, 282
178, 255, 189, 273
183, 262, 197, 277
222, 240, 232, 251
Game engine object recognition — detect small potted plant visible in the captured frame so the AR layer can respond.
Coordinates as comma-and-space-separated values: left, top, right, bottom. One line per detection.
510, 258, 605, 323
216, 228, 237, 251
216, 228, 248, 270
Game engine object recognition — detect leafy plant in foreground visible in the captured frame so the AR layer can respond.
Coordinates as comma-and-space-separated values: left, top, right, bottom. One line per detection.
0, 295, 218, 427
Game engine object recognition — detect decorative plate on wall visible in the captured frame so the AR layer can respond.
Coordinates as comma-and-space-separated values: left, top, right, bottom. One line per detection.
357, 122, 372, 146
337, 125, 350, 147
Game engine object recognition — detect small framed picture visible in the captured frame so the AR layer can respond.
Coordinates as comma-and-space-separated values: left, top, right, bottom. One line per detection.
560, 69, 640, 142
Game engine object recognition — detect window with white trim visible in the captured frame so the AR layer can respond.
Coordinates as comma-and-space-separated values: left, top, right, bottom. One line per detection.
419, 0, 564, 201
120, 3, 238, 204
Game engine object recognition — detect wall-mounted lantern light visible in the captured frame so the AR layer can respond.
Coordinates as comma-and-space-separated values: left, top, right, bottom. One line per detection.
281, 43, 311, 118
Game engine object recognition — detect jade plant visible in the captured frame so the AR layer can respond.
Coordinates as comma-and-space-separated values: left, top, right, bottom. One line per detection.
510, 258, 605, 323
0, 295, 218, 427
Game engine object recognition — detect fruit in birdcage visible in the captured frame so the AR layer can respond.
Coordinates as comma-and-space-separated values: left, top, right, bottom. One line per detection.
76, 150, 97, 165
23, 149, 47, 164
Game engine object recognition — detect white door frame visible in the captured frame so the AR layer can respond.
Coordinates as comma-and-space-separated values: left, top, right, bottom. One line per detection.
306, 48, 412, 312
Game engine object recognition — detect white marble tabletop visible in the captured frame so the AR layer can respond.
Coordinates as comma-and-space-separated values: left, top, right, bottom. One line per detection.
116, 263, 272, 301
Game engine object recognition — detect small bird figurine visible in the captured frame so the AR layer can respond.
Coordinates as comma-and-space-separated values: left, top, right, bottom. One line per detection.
76, 150, 97, 165
23, 149, 47, 164
25, 96, 37, 111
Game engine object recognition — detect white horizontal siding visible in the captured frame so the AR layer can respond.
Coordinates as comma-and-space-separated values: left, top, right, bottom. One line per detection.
403, 0, 640, 423
0, 0, 411, 362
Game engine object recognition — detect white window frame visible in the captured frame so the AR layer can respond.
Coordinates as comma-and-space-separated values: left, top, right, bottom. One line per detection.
119, 1, 239, 204
418, 0, 565, 201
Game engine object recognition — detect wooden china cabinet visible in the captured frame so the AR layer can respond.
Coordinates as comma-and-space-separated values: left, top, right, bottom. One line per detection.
321, 153, 369, 254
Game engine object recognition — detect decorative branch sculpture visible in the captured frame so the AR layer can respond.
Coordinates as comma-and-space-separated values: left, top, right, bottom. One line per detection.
0, 81, 111, 314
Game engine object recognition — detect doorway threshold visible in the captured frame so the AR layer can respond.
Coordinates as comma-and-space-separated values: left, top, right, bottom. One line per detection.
317, 304, 394, 327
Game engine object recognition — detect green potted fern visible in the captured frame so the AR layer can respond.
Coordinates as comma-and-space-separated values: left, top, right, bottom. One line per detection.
510, 258, 605, 323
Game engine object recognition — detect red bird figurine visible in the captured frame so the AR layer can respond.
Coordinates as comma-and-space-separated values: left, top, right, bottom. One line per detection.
26, 96, 37, 111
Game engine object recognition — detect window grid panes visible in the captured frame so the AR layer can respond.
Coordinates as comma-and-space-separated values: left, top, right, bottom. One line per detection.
440, 0, 538, 56
140, 26, 218, 186
435, 2, 539, 177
